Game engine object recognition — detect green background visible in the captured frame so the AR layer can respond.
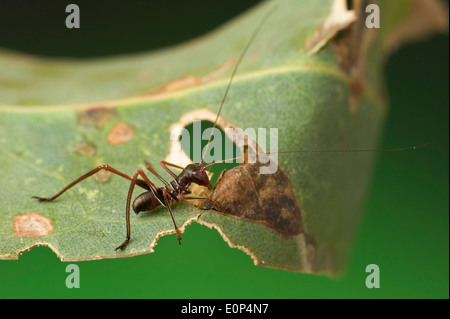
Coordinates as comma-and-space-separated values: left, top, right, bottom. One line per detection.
0, 0, 448, 298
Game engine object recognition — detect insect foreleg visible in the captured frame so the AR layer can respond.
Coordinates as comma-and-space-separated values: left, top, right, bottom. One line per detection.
160, 161, 184, 179
143, 161, 174, 189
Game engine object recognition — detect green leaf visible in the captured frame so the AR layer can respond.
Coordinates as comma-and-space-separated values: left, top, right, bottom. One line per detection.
0, 0, 444, 273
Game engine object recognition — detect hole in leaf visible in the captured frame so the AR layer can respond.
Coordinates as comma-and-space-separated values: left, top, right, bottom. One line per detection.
346, 0, 354, 10
180, 120, 241, 186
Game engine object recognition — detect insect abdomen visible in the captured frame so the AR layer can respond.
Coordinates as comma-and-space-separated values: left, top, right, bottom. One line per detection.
132, 191, 163, 214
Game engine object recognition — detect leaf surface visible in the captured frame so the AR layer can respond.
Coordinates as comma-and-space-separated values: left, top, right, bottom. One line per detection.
1, 0, 444, 273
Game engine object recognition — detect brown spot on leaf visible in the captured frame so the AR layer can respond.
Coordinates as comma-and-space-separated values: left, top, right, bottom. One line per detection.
107, 122, 134, 146
13, 213, 53, 237
74, 142, 96, 157
78, 106, 117, 128
144, 58, 236, 96
203, 161, 303, 237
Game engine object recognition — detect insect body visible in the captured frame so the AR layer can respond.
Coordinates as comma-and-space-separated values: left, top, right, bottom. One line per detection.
33, 161, 212, 250
124, 161, 212, 250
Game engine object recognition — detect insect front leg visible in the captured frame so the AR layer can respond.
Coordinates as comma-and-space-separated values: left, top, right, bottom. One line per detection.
160, 161, 183, 178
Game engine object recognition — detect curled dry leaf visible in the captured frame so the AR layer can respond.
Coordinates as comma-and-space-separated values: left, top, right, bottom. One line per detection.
306, 0, 448, 113
382, 0, 449, 54
304, 0, 357, 56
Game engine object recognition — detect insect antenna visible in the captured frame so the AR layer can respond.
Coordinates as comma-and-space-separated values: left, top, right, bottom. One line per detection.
196, 6, 428, 171
199, 7, 276, 169
202, 143, 431, 170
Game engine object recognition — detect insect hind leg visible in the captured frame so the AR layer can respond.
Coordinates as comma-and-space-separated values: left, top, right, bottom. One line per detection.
32, 164, 150, 202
